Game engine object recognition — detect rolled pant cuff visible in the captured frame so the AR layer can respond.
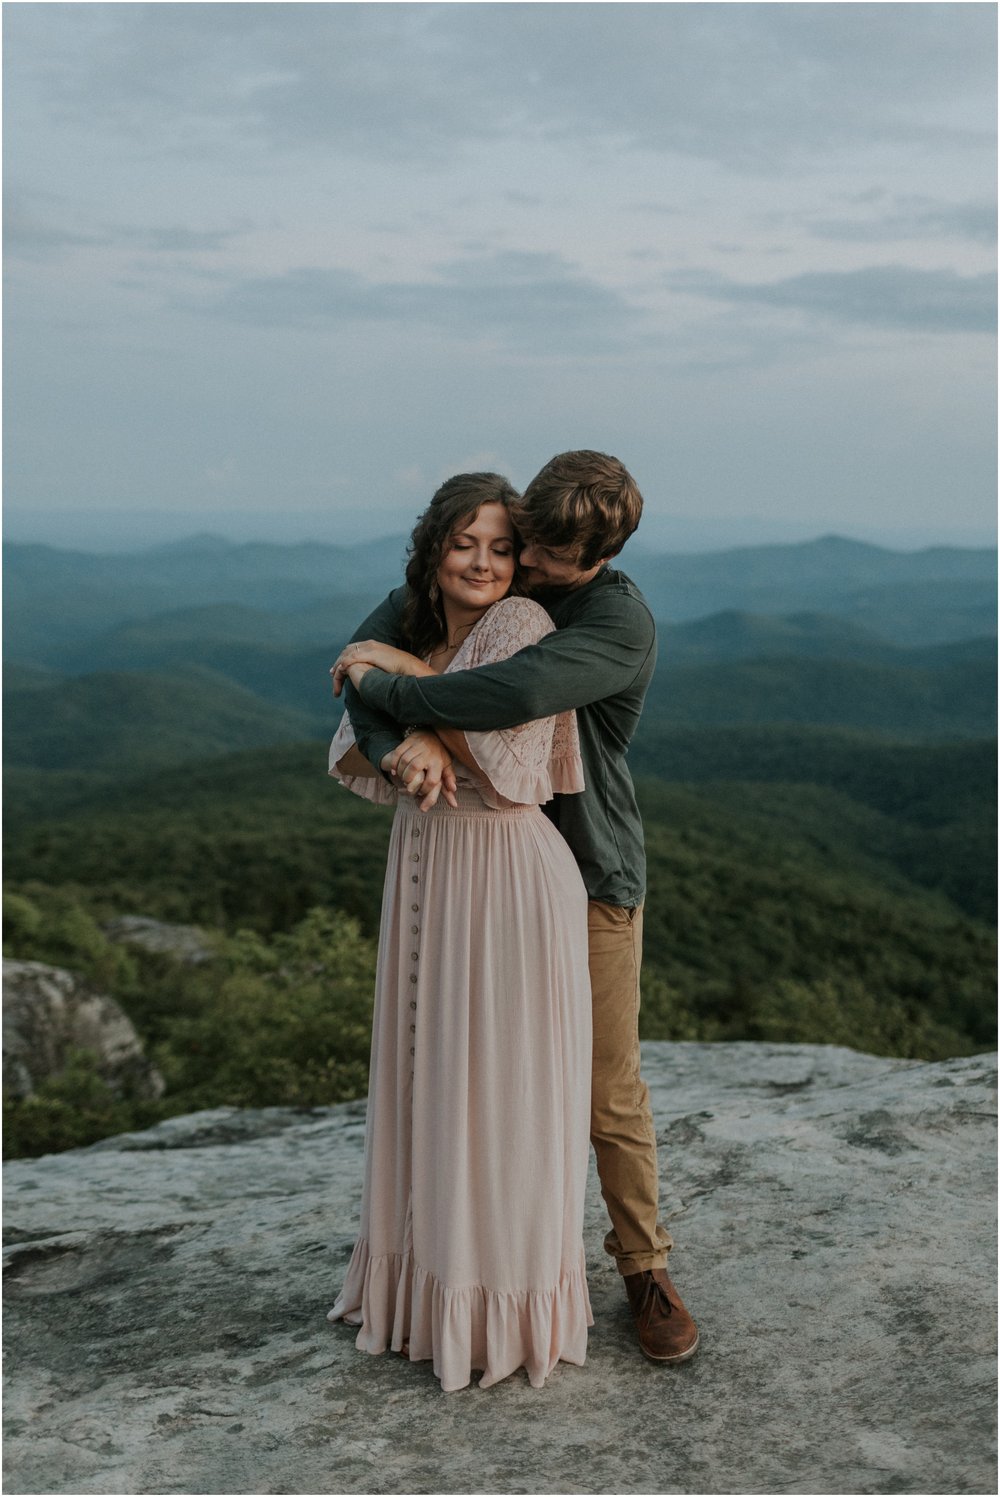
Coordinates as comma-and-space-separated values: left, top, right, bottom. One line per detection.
611, 1249, 671, 1276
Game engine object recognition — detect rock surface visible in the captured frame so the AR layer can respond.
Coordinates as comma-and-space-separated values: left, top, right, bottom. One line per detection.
2, 958, 165, 1100
101, 915, 214, 965
3, 1042, 996, 1496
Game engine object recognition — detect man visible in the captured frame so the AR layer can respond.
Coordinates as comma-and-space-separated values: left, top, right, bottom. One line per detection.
331, 450, 699, 1363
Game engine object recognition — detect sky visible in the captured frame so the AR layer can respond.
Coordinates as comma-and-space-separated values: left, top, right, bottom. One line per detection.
4, 1, 997, 552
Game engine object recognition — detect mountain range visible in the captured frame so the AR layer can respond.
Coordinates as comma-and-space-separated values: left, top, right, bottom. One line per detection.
4, 530, 995, 788
5, 533, 995, 667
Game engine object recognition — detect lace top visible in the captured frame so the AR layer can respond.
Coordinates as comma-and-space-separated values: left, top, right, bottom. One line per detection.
328, 597, 585, 808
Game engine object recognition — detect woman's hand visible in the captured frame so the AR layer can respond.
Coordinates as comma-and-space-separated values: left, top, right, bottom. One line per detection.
386, 731, 459, 812
330, 641, 434, 697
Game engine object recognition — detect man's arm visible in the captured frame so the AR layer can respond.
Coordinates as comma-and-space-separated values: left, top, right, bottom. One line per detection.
356, 592, 655, 731
338, 586, 409, 769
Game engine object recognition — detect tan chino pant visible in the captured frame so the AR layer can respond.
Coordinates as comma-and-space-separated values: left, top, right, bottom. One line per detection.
588, 899, 673, 1274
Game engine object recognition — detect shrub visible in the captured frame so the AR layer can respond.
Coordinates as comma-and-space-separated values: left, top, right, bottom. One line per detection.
2, 1048, 163, 1158
3, 905, 378, 1159
2, 885, 137, 991
155, 908, 376, 1111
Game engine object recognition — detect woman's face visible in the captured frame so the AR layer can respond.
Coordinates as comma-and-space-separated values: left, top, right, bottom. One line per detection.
436, 502, 516, 616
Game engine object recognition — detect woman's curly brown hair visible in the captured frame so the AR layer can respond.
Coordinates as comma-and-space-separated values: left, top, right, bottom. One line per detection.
401, 473, 525, 660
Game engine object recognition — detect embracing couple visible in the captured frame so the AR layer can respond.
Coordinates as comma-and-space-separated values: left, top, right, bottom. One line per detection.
326, 450, 698, 1392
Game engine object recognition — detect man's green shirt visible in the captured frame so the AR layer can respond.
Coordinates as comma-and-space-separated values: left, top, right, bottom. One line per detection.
344, 566, 657, 907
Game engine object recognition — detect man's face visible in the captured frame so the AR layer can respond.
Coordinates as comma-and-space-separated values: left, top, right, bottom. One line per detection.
518, 539, 604, 590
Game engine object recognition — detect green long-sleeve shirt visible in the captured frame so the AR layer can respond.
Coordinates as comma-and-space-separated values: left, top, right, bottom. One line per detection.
344, 566, 657, 906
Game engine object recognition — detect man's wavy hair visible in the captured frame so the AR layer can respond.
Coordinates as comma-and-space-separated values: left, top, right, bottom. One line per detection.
513, 450, 644, 570
401, 473, 524, 660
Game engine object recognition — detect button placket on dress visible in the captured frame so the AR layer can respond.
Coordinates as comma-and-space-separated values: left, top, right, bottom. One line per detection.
399, 815, 424, 1268
407, 823, 422, 1083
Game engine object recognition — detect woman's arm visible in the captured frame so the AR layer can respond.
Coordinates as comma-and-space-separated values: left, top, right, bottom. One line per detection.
333, 744, 380, 778
390, 726, 485, 786
335, 587, 410, 775
333, 640, 436, 695
374, 598, 586, 810
432, 727, 479, 774
343, 651, 457, 809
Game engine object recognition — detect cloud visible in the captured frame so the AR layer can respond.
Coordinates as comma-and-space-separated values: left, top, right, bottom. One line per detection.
670, 265, 997, 334
3, 3, 995, 543
6, 4, 995, 173
140, 226, 248, 253
3, 210, 107, 257
4, 194, 250, 260
186, 251, 641, 353
809, 199, 997, 247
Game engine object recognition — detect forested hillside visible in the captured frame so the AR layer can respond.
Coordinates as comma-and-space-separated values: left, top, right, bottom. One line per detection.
4, 535, 995, 1158
6, 619, 995, 766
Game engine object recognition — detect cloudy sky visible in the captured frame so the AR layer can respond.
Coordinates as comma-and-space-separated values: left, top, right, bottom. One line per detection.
4, 2, 997, 550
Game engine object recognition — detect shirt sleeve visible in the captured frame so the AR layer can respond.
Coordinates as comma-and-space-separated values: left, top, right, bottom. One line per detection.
340, 586, 409, 771
356, 589, 656, 731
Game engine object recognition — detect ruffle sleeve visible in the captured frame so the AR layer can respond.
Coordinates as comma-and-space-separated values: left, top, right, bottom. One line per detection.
328, 711, 398, 807
452, 598, 585, 809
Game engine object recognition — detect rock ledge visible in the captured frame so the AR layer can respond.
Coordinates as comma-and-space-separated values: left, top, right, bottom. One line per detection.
3, 1042, 996, 1495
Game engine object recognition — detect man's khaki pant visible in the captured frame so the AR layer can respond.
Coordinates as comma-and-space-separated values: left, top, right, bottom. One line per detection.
588, 900, 673, 1274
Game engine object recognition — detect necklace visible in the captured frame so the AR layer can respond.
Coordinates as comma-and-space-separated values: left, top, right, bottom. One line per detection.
430, 623, 475, 658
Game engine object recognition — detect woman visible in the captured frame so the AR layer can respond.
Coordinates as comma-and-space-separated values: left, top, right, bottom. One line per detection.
327, 473, 593, 1392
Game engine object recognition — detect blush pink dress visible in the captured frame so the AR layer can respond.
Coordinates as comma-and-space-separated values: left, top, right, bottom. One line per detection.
326, 597, 593, 1392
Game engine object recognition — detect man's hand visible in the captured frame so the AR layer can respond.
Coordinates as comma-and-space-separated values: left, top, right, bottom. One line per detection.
382, 731, 458, 812
330, 640, 433, 698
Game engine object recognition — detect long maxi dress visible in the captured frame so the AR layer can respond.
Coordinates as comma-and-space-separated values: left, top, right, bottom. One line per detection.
327, 596, 594, 1392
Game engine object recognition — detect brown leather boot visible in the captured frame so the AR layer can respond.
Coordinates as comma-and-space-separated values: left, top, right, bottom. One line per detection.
623, 1268, 700, 1363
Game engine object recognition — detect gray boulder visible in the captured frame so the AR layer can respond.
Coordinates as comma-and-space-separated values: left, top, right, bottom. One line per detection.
2, 958, 165, 1100
2, 1042, 996, 1495
101, 915, 214, 965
